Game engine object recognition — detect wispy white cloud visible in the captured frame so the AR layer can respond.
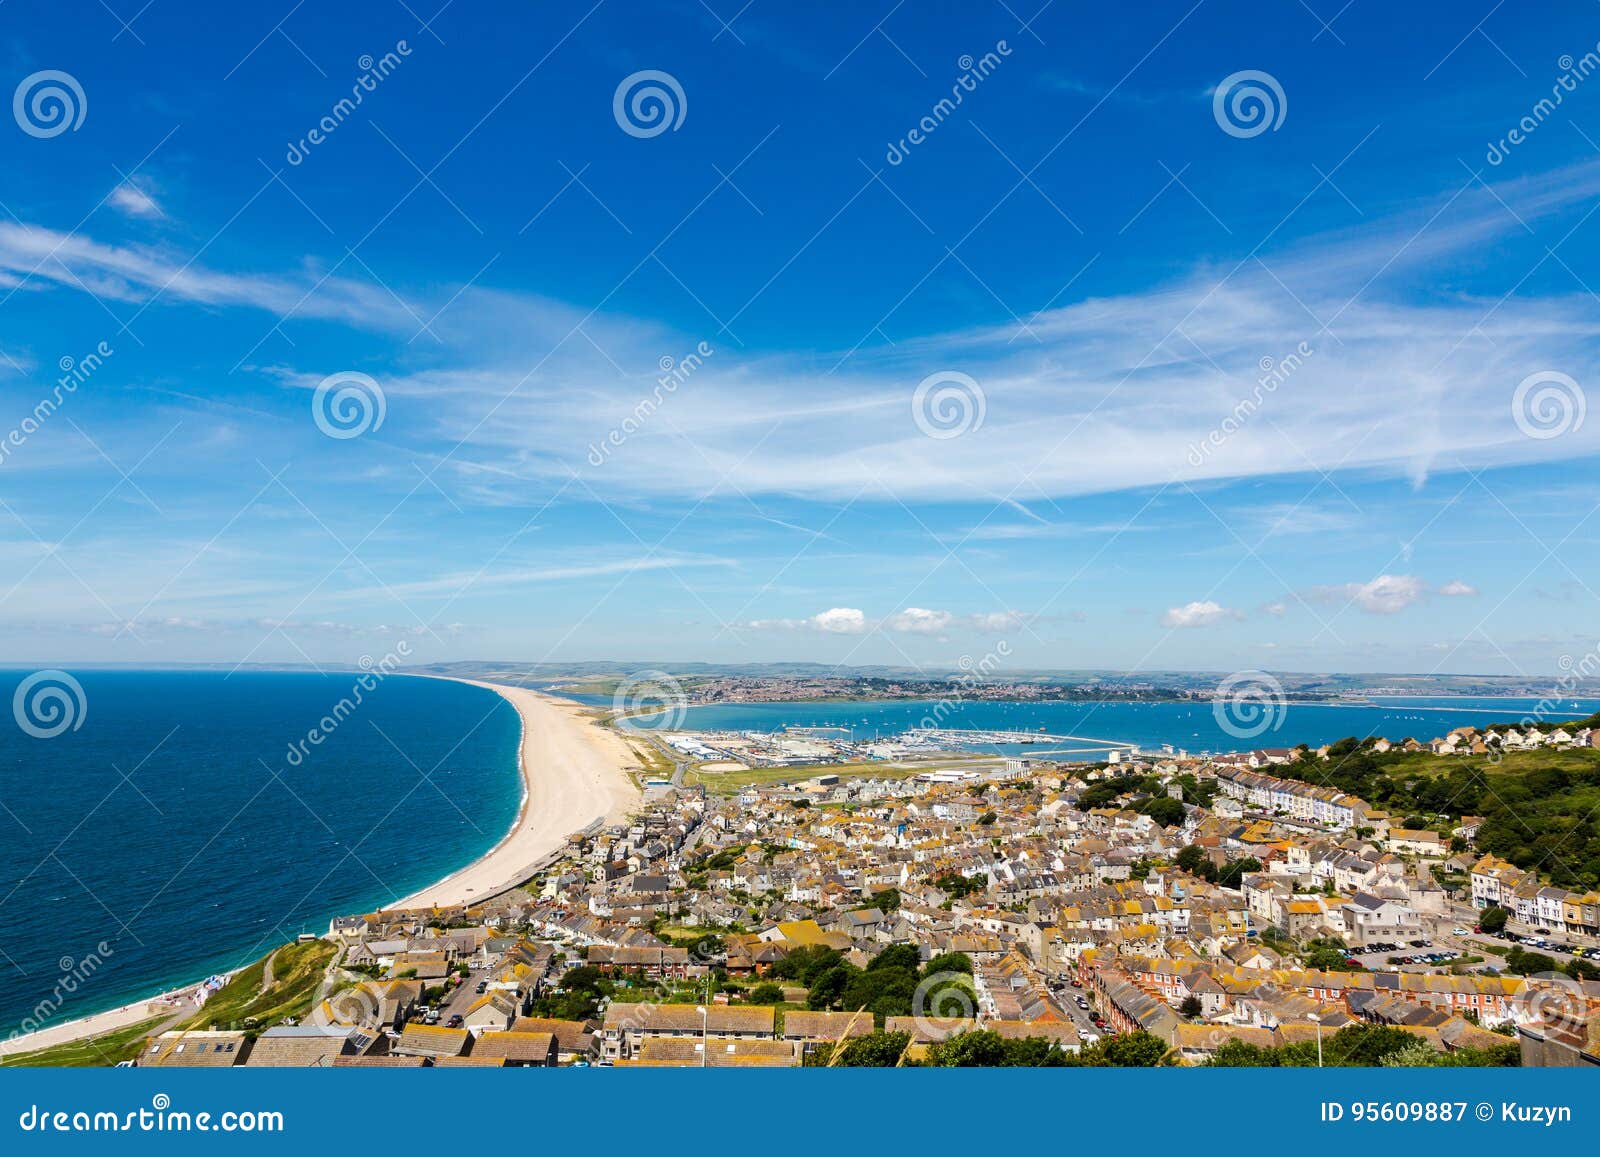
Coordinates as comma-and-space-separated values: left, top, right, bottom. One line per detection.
746, 606, 1027, 636
14, 161, 1600, 511
1439, 579, 1479, 597
1161, 600, 1240, 628
0, 222, 422, 330
1312, 573, 1428, 614
108, 182, 164, 220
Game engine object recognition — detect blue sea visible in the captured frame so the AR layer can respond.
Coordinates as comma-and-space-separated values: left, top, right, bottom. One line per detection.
0, 670, 520, 1041
671, 695, 1600, 759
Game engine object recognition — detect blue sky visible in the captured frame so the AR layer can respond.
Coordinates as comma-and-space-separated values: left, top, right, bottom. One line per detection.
1, 0, 1599, 675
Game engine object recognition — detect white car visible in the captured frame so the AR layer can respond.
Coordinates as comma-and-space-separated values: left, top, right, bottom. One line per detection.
1452, 927, 1469, 935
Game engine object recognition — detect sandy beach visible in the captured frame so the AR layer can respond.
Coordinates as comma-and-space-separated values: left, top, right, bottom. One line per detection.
0, 981, 207, 1059
0, 678, 639, 1059
387, 678, 641, 909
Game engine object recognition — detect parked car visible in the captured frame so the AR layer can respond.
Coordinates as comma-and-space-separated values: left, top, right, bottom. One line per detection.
447, 1014, 464, 1028
1452, 927, 1469, 935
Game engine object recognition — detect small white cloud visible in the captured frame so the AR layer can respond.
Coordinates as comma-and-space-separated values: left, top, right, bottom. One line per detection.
811, 607, 868, 634
887, 607, 953, 634
1263, 601, 1287, 617
969, 610, 1025, 631
1161, 600, 1238, 629
1307, 573, 1440, 613
1345, 573, 1426, 614
1439, 580, 1478, 597
109, 182, 163, 219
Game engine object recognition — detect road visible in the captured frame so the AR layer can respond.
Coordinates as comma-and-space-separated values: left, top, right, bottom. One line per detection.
1046, 979, 1104, 1039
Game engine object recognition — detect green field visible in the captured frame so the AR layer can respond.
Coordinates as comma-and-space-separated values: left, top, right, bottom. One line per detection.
0, 1015, 169, 1068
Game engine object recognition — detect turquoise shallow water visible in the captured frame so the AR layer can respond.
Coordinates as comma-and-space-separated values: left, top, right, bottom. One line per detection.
670, 695, 1600, 758
0, 670, 520, 1039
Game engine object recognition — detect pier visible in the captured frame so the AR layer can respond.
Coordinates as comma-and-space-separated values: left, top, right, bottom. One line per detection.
908, 727, 1139, 749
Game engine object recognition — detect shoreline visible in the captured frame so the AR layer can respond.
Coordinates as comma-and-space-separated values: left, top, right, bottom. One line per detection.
0, 676, 640, 1059
0, 976, 218, 1060
385, 677, 641, 910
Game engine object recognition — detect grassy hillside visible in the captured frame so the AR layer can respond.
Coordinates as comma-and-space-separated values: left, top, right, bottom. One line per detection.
1276, 739, 1600, 889
0, 1016, 168, 1068
180, 939, 336, 1033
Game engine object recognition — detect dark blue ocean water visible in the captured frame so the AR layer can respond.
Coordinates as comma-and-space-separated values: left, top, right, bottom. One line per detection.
0, 670, 520, 1039
671, 695, 1600, 758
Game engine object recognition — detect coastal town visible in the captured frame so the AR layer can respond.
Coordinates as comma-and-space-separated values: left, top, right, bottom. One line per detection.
38, 696, 1598, 1071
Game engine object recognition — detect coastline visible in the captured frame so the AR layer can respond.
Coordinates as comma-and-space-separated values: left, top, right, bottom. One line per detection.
0, 676, 640, 1059
385, 677, 641, 910
0, 978, 213, 1060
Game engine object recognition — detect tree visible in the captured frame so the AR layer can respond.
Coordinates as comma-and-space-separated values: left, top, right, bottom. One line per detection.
925, 1030, 1068, 1068
806, 1030, 912, 1067
1141, 797, 1186, 827
1209, 1039, 1278, 1067
1178, 996, 1203, 1018
560, 965, 605, 993
921, 952, 973, 978
926, 1030, 1010, 1067
1175, 845, 1208, 874
1214, 857, 1261, 891
856, 888, 901, 913
1098, 1030, 1167, 1067
977, 811, 998, 826
805, 965, 852, 1010
1379, 1039, 1443, 1067
768, 945, 841, 985
747, 983, 784, 1005
1479, 906, 1509, 934
867, 944, 922, 973
931, 872, 979, 900
1303, 944, 1357, 971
